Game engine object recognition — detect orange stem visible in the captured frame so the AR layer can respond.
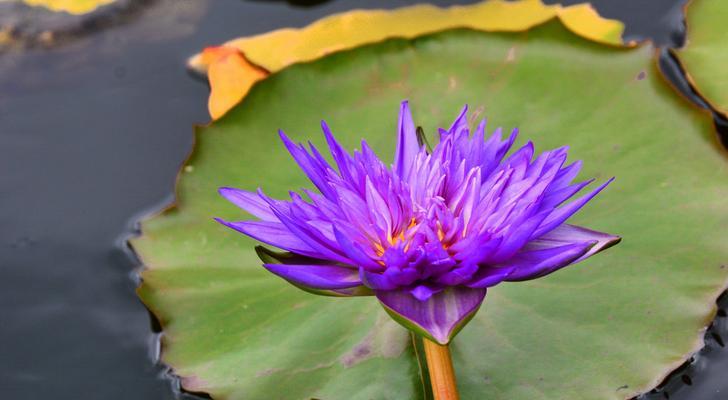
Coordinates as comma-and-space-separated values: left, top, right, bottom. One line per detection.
423, 338, 460, 400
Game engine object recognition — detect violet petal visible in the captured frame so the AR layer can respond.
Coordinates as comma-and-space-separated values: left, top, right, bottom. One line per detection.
376, 286, 487, 344
505, 241, 596, 281
263, 263, 362, 290
531, 224, 621, 264
393, 101, 419, 180
215, 218, 315, 256
218, 187, 276, 221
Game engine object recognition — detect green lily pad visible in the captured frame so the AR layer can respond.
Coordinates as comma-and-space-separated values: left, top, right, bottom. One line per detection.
676, 0, 728, 114
133, 21, 728, 400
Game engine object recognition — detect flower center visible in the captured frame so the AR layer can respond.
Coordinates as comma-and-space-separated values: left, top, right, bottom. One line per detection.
374, 217, 418, 257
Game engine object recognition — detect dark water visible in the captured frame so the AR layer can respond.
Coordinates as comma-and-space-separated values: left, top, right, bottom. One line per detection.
1, 0, 725, 399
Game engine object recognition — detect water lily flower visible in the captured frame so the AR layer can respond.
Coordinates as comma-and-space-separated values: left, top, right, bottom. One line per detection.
216, 101, 620, 345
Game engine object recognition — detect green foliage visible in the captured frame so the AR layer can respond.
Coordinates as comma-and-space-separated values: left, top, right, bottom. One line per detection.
134, 22, 728, 400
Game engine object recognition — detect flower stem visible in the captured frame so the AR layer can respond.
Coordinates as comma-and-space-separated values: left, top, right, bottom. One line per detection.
423, 338, 460, 400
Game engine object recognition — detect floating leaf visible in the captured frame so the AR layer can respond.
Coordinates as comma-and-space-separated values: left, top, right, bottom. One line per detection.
20, 0, 115, 14
188, 0, 626, 119
134, 22, 728, 400
202, 47, 270, 121
675, 0, 728, 114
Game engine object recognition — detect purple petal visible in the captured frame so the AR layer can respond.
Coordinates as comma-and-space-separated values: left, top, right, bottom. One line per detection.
376, 286, 487, 344
466, 266, 515, 288
532, 177, 614, 238
539, 179, 593, 210
255, 246, 373, 297
360, 269, 398, 290
434, 262, 478, 286
549, 160, 583, 190
321, 121, 356, 183
218, 187, 276, 221
410, 284, 443, 301
333, 227, 383, 271
504, 241, 595, 281
531, 224, 621, 264
503, 141, 534, 171
365, 176, 392, 234
264, 201, 352, 264
383, 265, 420, 286
215, 218, 315, 256
452, 236, 503, 265
489, 210, 550, 262
263, 263, 362, 290
393, 101, 419, 179
278, 130, 337, 200
445, 104, 469, 139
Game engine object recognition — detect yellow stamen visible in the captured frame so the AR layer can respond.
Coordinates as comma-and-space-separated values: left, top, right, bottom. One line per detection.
374, 217, 419, 256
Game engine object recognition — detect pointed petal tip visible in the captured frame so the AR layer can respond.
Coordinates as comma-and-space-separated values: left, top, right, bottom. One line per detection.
399, 100, 411, 117
593, 176, 615, 193
447, 105, 469, 132
214, 217, 243, 230
530, 224, 622, 268
394, 99, 418, 177
278, 129, 296, 145
602, 233, 622, 249
218, 186, 244, 201
399, 100, 413, 119
213, 216, 238, 231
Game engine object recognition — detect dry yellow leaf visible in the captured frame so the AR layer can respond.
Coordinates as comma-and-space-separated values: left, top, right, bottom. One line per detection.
189, 0, 625, 119
202, 46, 270, 121
22, 0, 115, 14
557, 3, 627, 46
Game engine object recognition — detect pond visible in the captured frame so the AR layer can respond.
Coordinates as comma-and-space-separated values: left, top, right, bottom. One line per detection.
1, 0, 725, 399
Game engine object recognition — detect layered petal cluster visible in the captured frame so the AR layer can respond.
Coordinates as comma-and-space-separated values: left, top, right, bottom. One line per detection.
217, 101, 620, 344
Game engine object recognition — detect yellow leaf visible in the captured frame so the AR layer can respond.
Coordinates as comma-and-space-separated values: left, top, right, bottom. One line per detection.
202, 46, 269, 121
189, 0, 625, 119
557, 3, 628, 47
21, 0, 115, 15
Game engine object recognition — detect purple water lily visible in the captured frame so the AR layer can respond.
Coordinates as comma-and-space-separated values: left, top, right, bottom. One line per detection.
216, 101, 620, 344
